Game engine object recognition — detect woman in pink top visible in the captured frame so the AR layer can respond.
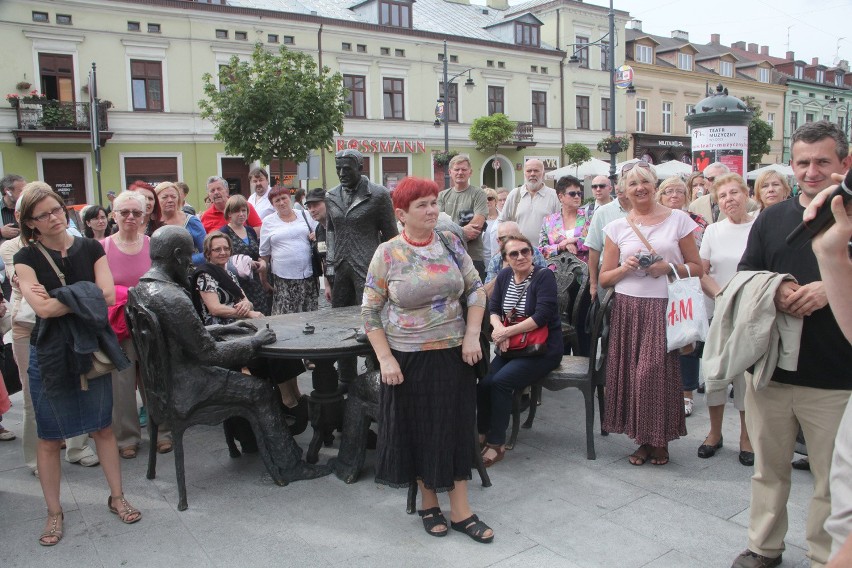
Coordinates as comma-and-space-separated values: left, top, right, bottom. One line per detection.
599, 162, 703, 467
101, 192, 171, 458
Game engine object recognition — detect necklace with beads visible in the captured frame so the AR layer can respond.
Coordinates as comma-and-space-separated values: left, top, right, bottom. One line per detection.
401, 230, 433, 247
115, 234, 141, 246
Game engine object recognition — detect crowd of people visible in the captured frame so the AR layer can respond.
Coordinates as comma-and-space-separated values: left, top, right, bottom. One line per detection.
0, 121, 850, 565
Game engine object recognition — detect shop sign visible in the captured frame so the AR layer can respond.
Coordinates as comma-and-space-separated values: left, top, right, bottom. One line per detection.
336, 139, 427, 154
691, 126, 748, 175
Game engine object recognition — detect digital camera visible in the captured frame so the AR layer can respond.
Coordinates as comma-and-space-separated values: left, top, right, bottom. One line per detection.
634, 252, 663, 269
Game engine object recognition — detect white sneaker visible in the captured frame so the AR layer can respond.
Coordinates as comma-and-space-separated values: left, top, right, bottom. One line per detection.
684, 398, 694, 417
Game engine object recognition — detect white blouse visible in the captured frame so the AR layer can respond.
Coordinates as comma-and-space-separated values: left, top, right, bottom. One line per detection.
259, 211, 317, 279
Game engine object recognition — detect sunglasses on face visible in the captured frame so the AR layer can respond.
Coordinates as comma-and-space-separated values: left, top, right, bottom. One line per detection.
621, 160, 651, 176
591, 184, 609, 189
705, 176, 717, 183
506, 247, 532, 259
117, 209, 144, 218
487, 196, 496, 201
563, 191, 582, 198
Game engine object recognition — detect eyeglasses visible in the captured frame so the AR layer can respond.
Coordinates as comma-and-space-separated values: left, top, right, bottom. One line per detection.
621, 160, 652, 176
662, 189, 687, 196
210, 246, 231, 254
565, 191, 582, 198
497, 235, 510, 242
487, 196, 496, 201
31, 206, 65, 223
705, 176, 717, 183
506, 247, 532, 259
117, 209, 144, 218
591, 184, 610, 189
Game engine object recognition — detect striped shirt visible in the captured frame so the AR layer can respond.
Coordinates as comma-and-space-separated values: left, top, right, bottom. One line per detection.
501, 272, 533, 318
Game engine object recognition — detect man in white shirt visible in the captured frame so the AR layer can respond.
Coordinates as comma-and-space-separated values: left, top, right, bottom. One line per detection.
246, 167, 275, 219
497, 158, 559, 243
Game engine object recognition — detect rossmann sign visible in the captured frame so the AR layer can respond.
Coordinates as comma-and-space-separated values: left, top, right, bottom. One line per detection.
336, 138, 427, 153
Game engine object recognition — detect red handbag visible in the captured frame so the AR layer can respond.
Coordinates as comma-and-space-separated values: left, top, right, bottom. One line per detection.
495, 273, 549, 358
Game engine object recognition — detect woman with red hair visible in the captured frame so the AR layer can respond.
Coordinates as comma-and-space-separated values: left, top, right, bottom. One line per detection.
128, 180, 163, 237
362, 177, 493, 544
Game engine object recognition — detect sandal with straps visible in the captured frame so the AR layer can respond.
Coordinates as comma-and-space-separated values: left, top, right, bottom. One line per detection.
108, 494, 142, 525
38, 510, 64, 546
417, 507, 449, 537
451, 514, 494, 544
481, 444, 505, 468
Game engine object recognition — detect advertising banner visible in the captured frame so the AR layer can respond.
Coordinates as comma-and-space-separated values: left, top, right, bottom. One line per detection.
690, 125, 748, 175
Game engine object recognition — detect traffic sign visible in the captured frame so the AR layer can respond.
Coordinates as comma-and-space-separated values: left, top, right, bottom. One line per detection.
614, 65, 634, 89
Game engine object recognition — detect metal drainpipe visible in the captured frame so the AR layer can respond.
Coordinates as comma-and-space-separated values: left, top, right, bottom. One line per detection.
558, 8, 565, 170
318, 23, 327, 189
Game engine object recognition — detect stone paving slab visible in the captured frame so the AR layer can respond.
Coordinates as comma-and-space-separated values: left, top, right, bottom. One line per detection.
0, 372, 815, 567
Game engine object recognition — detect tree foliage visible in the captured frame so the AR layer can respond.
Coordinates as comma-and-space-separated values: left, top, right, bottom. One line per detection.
563, 143, 592, 171
742, 96, 773, 169
469, 114, 516, 156
199, 44, 348, 182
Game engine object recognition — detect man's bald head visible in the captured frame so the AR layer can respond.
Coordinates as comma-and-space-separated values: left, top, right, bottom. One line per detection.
498, 221, 521, 238
150, 225, 195, 262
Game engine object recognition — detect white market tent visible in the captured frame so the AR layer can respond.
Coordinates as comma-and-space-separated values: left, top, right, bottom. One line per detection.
746, 163, 794, 180
545, 157, 612, 180
654, 160, 694, 178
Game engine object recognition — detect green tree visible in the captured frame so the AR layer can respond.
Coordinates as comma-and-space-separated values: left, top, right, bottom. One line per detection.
742, 96, 773, 169
469, 114, 516, 156
199, 44, 348, 183
563, 142, 592, 174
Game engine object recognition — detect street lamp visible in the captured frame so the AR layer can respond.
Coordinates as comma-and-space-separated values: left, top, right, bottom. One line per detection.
565, 0, 634, 181
435, 39, 476, 188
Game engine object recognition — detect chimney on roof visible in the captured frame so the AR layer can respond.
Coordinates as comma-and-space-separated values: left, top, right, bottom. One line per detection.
812, 57, 819, 66
732, 41, 746, 50
671, 30, 689, 41
710, 34, 720, 44
786, 51, 795, 61
629, 19, 642, 31
760, 46, 769, 56
486, 0, 509, 9
748, 43, 758, 53
839, 60, 849, 72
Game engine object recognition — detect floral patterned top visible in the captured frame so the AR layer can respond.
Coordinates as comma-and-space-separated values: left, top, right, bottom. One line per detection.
362, 231, 486, 353
538, 210, 590, 262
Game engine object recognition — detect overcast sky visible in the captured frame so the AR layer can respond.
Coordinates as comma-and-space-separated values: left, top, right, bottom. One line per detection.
473, 0, 852, 68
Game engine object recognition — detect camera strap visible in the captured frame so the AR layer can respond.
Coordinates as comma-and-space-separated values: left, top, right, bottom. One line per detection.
626, 216, 657, 255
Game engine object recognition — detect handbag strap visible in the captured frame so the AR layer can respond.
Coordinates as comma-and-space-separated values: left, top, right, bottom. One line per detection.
668, 262, 692, 282
299, 210, 314, 241
625, 216, 656, 254
35, 242, 66, 286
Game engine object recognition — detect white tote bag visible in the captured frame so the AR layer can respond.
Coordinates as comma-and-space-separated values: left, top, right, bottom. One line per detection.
666, 263, 709, 352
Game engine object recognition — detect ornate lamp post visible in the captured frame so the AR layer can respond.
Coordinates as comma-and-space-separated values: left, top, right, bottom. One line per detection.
434, 40, 476, 188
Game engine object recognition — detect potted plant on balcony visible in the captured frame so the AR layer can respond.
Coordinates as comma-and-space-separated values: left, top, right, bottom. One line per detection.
16, 81, 32, 91
41, 101, 76, 129
596, 134, 630, 156
21, 90, 47, 104
6, 93, 20, 108
433, 150, 458, 168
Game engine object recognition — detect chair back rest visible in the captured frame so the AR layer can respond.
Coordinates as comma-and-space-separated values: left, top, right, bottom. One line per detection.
552, 253, 590, 330
586, 288, 614, 381
125, 288, 173, 424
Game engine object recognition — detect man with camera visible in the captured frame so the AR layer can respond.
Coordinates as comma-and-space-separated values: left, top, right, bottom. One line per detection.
731, 121, 852, 568
437, 154, 488, 280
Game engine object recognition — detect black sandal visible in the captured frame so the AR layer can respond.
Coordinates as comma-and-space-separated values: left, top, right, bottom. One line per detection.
417, 507, 448, 537
451, 514, 494, 544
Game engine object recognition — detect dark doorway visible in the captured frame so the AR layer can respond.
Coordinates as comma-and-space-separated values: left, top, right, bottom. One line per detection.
43, 158, 86, 205
221, 157, 250, 197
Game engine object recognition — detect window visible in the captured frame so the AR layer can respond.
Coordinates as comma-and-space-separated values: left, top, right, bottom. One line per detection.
636, 99, 647, 132
147, 23, 161, 33
39, 53, 75, 102
32, 11, 49, 22
719, 61, 733, 77
686, 104, 695, 133
601, 97, 610, 131
215, 29, 228, 39
342, 42, 351, 51
128, 21, 140, 32
380, 47, 390, 56
576, 95, 590, 130
794, 65, 804, 79
600, 41, 609, 71
816, 69, 825, 83
791, 111, 799, 131
836, 73, 845, 87
530, 65, 538, 73
344, 75, 366, 119
123, 157, 179, 188
235, 31, 248, 41
531, 90, 547, 127
269, 34, 280, 44
497, 61, 505, 69
824, 114, 831, 122
662, 101, 672, 134
357, 44, 367, 53
677, 52, 692, 71
515, 22, 540, 47
439, 82, 458, 123
394, 49, 405, 57
806, 112, 814, 123
131, 60, 163, 111
541, 67, 548, 74
635, 44, 652, 64
57, 14, 72, 25
575, 36, 589, 68
487, 60, 494, 68
218, 64, 234, 92
283, 36, 294, 45
450, 55, 458, 63
383, 77, 404, 120
379, 0, 412, 28
488, 86, 504, 115
759, 68, 770, 83
767, 112, 775, 135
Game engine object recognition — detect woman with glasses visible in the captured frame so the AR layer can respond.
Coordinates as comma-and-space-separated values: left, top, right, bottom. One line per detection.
155, 181, 205, 264
599, 162, 703, 466
657, 176, 709, 418
14, 183, 142, 546
102, 192, 173, 457
481, 187, 500, 263
362, 177, 492, 543
478, 234, 562, 468
219, 194, 271, 316
539, 175, 589, 262
753, 170, 792, 211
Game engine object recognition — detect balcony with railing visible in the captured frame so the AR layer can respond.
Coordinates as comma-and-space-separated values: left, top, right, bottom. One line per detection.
507, 121, 536, 149
11, 99, 113, 146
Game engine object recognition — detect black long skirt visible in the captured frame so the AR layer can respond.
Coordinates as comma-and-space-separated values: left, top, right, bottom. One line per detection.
375, 347, 475, 493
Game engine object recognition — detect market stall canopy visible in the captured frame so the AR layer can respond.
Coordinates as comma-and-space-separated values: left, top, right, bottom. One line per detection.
545, 157, 612, 180
654, 160, 693, 178
746, 163, 794, 180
